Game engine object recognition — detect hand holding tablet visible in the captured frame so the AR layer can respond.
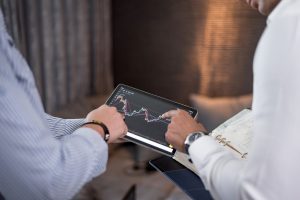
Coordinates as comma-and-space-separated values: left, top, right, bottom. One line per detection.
106, 84, 198, 156
162, 109, 206, 152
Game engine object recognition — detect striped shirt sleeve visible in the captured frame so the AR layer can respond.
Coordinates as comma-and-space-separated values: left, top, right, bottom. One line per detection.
45, 114, 86, 138
0, 45, 108, 200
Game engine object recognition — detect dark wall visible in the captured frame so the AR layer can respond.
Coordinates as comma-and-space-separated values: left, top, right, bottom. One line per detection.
112, 0, 266, 104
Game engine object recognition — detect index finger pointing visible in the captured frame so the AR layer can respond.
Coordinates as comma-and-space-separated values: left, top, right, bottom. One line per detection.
162, 110, 178, 119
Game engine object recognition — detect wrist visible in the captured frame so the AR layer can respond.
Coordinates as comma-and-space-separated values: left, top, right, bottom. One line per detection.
81, 120, 110, 142
184, 131, 208, 155
83, 124, 105, 138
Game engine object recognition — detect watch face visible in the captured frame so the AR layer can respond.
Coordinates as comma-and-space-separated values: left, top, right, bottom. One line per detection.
185, 132, 202, 154
189, 132, 202, 143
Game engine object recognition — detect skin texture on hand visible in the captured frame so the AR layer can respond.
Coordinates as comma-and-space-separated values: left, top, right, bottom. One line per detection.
85, 105, 128, 143
162, 109, 206, 152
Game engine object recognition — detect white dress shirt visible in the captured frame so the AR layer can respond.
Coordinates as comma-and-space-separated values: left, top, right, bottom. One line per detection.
189, 0, 300, 199
0, 11, 108, 200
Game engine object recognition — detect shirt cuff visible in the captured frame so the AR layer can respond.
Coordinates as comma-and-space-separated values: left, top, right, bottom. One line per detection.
73, 127, 108, 176
189, 136, 225, 188
189, 136, 239, 200
189, 136, 223, 164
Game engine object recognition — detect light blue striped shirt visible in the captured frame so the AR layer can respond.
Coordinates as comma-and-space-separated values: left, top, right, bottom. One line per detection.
0, 11, 108, 200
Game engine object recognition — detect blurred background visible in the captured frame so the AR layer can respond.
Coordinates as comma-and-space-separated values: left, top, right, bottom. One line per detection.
0, 0, 265, 199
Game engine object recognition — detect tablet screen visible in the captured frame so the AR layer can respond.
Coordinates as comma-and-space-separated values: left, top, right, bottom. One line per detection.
106, 84, 198, 156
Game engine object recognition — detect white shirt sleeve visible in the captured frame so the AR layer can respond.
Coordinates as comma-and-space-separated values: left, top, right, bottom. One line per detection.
189, 136, 245, 200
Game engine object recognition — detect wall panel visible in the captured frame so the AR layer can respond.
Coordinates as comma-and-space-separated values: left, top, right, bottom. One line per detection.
112, 0, 266, 104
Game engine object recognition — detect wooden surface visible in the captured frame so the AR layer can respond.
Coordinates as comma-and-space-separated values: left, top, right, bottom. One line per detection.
112, 0, 266, 104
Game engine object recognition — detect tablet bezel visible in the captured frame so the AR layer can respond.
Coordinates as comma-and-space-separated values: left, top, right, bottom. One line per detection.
105, 84, 198, 156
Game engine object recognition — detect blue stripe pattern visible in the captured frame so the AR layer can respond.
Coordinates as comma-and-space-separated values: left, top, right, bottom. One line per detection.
0, 10, 108, 200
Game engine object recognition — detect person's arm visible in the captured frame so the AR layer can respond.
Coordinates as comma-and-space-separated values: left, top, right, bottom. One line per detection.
44, 114, 86, 138
163, 110, 244, 199
164, 12, 300, 200
189, 136, 245, 200
0, 52, 108, 200
191, 14, 300, 200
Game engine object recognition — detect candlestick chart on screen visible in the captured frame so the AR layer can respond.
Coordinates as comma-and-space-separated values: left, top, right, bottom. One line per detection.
107, 87, 194, 146
107, 87, 173, 145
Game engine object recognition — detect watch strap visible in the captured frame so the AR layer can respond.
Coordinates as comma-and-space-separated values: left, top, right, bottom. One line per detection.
82, 120, 110, 142
184, 131, 208, 155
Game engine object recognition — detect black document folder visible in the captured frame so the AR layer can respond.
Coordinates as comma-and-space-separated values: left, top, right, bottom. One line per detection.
149, 156, 212, 200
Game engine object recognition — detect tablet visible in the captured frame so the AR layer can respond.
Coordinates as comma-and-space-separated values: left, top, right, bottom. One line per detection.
106, 84, 198, 156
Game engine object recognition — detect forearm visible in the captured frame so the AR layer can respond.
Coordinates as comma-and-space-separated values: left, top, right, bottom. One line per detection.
0, 122, 107, 200
189, 136, 245, 200
49, 128, 108, 199
0, 64, 107, 199
45, 113, 86, 138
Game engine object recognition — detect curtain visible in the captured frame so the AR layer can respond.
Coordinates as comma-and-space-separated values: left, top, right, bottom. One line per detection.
0, 0, 113, 113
